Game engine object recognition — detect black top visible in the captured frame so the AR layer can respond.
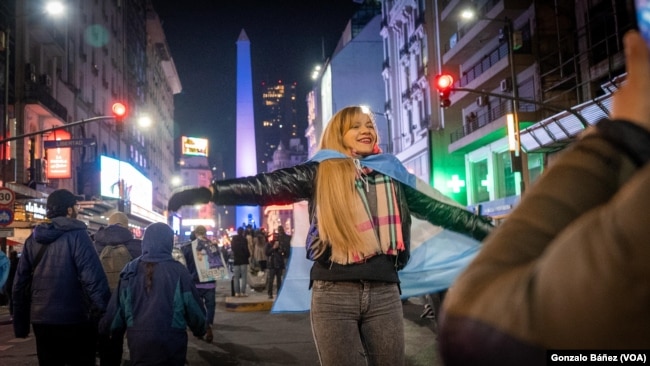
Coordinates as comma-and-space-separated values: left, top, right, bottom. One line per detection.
230, 234, 250, 265
310, 254, 399, 284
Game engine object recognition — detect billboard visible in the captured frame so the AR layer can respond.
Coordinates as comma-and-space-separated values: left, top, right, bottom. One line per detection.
45, 130, 72, 179
181, 136, 209, 157
100, 155, 153, 211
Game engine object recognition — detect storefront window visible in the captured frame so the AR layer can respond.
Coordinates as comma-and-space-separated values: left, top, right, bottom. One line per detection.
527, 153, 544, 184
497, 151, 516, 197
471, 159, 490, 202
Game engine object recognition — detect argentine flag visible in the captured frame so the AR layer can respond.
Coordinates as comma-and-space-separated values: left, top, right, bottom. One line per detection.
271, 176, 483, 313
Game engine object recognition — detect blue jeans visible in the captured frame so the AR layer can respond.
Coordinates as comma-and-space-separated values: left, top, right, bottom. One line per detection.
197, 287, 216, 325
310, 280, 405, 366
232, 264, 248, 294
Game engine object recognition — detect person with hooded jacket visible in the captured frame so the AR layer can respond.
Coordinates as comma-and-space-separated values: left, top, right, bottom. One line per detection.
93, 212, 142, 366
168, 106, 493, 366
12, 189, 111, 365
94, 212, 142, 260
99, 222, 206, 366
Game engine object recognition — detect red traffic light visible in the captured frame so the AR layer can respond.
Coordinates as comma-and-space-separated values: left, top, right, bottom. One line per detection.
434, 74, 454, 108
112, 102, 127, 119
434, 74, 454, 91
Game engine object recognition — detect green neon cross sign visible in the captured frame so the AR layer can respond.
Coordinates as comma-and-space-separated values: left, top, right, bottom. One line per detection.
447, 174, 466, 193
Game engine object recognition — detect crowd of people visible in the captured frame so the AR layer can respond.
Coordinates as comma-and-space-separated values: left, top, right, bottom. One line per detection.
1, 28, 648, 366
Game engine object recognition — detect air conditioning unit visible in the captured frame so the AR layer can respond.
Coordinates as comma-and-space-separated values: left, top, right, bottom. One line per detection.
476, 96, 488, 107
41, 74, 52, 88
500, 78, 512, 92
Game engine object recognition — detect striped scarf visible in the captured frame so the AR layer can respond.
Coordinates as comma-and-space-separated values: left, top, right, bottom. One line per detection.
329, 169, 405, 264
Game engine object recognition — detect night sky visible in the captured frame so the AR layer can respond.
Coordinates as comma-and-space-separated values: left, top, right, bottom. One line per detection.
151, 1, 361, 177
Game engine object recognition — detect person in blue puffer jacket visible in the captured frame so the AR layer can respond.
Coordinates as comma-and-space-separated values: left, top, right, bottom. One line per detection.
12, 189, 111, 365
99, 222, 206, 366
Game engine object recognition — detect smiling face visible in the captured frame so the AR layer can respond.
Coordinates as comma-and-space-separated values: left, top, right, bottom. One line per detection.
342, 112, 377, 157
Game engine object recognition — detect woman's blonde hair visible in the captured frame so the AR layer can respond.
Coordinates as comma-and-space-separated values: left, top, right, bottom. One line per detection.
313, 106, 377, 259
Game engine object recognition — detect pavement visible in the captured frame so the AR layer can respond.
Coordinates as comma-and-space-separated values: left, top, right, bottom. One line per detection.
0, 276, 441, 365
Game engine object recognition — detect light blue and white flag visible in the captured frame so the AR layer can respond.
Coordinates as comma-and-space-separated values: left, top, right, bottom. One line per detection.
271, 178, 483, 313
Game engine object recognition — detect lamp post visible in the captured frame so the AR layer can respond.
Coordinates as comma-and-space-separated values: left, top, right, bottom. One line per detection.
460, 10, 524, 190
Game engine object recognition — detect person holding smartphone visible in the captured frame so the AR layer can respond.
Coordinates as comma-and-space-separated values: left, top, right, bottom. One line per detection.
438, 30, 650, 365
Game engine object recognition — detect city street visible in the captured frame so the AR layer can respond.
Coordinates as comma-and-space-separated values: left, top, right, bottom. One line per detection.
0, 281, 440, 365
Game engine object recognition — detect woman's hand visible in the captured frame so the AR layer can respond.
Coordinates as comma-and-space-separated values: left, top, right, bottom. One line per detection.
611, 30, 650, 132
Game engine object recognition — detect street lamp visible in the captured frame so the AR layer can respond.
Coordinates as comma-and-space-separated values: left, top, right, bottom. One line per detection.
460, 9, 523, 187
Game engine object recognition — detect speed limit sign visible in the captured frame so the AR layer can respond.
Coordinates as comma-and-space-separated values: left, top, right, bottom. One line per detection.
0, 187, 15, 207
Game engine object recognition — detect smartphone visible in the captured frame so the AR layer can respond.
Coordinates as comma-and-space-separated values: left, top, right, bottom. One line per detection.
636, 0, 650, 46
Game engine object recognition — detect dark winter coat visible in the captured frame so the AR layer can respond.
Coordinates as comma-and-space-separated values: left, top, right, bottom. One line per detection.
12, 217, 110, 338
230, 234, 250, 265
265, 242, 286, 270
93, 224, 142, 259
99, 223, 206, 366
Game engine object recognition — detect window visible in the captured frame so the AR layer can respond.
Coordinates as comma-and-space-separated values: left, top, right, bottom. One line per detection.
471, 159, 490, 202
496, 151, 516, 197
527, 153, 544, 184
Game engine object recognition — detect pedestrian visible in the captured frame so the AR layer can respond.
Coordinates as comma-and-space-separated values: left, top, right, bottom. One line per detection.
12, 189, 111, 365
244, 225, 255, 269
93, 211, 142, 366
99, 222, 206, 366
275, 225, 291, 268
438, 30, 650, 365
231, 227, 251, 297
168, 105, 493, 366
181, 225, 217, 343
94, 212, 142, 262
4, 250, 18, 320
0, 250, 9, 302
265, 234, 286, 299
253, 228, 268, 273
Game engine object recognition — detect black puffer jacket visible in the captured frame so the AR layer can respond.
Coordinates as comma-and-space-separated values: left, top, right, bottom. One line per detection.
13, 217, 110, 337
212, 162, 493, 270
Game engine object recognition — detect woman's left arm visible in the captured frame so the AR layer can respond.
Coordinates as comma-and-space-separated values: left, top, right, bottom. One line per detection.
403, 184, 493, 241
214, 163, 317, 206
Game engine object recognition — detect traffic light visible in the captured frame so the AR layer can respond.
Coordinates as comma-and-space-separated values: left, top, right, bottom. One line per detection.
434, 73, 454, 108
112, 102, 127, 132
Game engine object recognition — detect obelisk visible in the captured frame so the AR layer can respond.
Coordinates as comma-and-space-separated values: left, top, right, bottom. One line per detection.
235, 29, 259, 228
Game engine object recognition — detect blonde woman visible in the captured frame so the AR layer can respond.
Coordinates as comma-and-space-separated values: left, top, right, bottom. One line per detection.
169, 106, 493, 366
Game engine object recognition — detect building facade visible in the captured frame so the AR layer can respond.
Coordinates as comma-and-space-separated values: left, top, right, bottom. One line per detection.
0, 0, 180, 250
430, 0, 633, 218
308, 0, 634, 222
306, 0, 384, 158
258, 80, 299, 172
177, 153, 217, 241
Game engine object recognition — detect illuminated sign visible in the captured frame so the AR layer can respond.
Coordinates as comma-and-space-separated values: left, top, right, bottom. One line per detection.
181, 136, 209, 157
45, 130, 71, 179
100, 156, 153, 211
171, 215, 180, 235
25, 202, 46, 219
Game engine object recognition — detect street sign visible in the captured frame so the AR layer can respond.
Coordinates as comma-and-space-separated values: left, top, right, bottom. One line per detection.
0, 187, 15, 206
43, 138, 96, 149
0, 228, 14, 237
0, 207, 14, 226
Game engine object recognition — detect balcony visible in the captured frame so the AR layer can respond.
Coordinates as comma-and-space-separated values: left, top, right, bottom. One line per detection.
23, 81, 68, 121
441, 0, 528, 66
448, 99, 536, 153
